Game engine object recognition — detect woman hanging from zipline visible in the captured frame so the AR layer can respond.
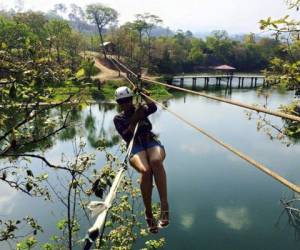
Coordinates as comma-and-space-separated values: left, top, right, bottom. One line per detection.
113, 86, 169, 234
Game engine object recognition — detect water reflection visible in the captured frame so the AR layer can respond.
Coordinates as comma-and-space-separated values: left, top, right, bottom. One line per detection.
180, 213, 195, 230
0, 184, 17, 216
57, 103, 121, 148
180, 141, 212, 155
216, 207, 251, 230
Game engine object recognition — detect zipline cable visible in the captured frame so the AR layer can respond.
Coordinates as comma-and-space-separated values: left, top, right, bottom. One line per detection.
109, 56, 136, 90
111, 57, 300, 123
140, 92, 300, 194
111, 56, 138, 78
141, 77, 300, 123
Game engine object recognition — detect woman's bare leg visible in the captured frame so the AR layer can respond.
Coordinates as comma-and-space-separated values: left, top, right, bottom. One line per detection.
129, 150, 153, 218
146, 146, 169, 213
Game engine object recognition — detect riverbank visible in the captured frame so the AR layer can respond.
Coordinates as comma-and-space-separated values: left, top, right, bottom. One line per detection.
48, 55, 173, 103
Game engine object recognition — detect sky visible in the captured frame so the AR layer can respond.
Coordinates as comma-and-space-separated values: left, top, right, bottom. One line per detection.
0, 0, 298, 34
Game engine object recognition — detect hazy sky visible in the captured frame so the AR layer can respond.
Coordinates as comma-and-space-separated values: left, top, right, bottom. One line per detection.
0, 0, 297, 33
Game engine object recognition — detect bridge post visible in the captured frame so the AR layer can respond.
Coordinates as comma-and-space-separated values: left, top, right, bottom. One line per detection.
180, 78, 184, 87
215, 77, 219, 88
254, 77, 258, 88
241, 77, 244, 88
192, 77, 196, 89
226, 77, 230, 88
250, 77, 254, 88
204, 77, 209, 89
230, 76, 233, 89
238, 77, 241, 88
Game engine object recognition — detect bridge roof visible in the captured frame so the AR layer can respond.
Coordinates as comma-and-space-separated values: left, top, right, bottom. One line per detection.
213, 65, 236, 70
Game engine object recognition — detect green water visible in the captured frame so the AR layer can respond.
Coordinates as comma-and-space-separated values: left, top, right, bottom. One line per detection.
1, 89, 300, 249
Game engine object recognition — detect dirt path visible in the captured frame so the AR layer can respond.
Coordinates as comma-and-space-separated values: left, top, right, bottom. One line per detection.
93, 58, 122, 81
83, 51, 122, 81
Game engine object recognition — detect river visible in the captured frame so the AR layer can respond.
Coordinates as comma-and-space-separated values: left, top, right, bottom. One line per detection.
1, 88, 300, 250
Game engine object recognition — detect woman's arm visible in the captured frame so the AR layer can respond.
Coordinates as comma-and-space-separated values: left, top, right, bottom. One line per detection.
113, 116, 133, 142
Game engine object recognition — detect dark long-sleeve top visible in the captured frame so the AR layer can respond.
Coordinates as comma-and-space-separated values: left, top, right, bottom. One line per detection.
113, 102, 157, 145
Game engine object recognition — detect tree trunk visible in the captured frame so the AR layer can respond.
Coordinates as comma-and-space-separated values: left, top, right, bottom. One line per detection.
96, 24, 107, 59
56, 43, 60, 63
138, 31, 142, 74
148, 36, 151, 69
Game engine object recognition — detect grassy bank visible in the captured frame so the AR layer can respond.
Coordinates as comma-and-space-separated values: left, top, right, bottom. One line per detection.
49, 78, 172, 103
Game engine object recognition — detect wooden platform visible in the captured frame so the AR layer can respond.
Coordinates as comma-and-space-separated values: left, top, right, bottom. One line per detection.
172, 74, 274, 89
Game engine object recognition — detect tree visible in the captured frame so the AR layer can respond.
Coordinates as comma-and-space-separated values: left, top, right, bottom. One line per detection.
53, 3, 67, 16
243, 33, 256, 44
13, 11, 48, 43
134, 13, 163, 69
65, 31, 85, 72
68, 4, 85, 32
205, 30, 235, 65
46, 19, 71, 63
86, 4, 118, 59
259, 0, 300, 89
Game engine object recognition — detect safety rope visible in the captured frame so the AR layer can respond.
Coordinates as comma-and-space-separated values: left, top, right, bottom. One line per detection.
83, 120, 140, 249
111, 57, 300, 123
142, 77, 300, 122
111, 56, 138, 78
140, 92, 300, 194
109, 56, 136, 89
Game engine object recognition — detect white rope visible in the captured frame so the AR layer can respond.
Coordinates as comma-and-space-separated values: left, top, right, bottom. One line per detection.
83, 120, 140, 249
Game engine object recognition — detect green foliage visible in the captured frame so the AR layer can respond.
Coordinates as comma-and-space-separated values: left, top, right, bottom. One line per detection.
265, 58, 300, 89
252, 0, 300, 142
280, 101, 300, 139
91, 79, 130, 100
112, 22, 286, 73
144, 238, 166, 249
79, 57, 99, 79
1, 217, 43, 242
259, 0, 300, 89
0, 7, 166, 250
86, 4, 119, 30
91, 162, 165, 250
144, 82, 173, 99
16, 236, 37, 250
42, 243, 54, 250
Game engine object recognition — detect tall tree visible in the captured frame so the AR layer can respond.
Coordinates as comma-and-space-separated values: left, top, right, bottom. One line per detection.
53, 3, 67, 16
46, 19, 71, 63
134, 13, 162, 69
13, 11, 48, 43
68, 4, 85, 32
86, 3, 118, 59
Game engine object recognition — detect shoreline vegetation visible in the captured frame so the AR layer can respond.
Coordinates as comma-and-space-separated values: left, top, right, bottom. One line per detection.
48, 64, 174, 104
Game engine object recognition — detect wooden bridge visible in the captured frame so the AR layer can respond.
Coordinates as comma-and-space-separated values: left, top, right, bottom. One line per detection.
172, 75, 272, 89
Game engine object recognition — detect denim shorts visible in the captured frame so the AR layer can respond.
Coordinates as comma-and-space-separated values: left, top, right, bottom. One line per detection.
130, 139, 164, 158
